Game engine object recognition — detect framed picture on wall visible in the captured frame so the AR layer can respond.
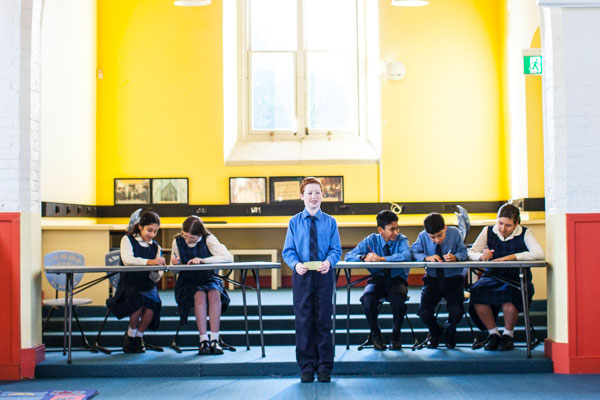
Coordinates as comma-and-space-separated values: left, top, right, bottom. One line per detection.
229, 177, 267, 204
114, 178, 151, 205
315, 176, 344, 202
152, 178, 189, 204
269, 176, 303, 203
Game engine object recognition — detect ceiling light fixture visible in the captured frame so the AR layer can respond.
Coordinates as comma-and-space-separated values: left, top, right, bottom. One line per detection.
391, 0, 429, 6
174, 0, 211, 6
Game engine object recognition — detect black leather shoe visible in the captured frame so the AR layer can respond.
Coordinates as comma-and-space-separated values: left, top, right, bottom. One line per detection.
445, 328, 457, 349
300, 372, 314, 383
317, 372, 331, 382
484, 333, 501, 351
135, 337, 146, 353
497, 334, 514, 351
371, 331, 387, 351
389, 330, 402, 350
209, 339, 224, 355
427, 327, 442, 349
198, 340, 211, 355
123, 334, 134, 353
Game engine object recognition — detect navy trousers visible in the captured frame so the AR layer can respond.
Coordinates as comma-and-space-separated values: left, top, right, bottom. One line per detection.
292, 269, 335, 375
418, 274, 464, 333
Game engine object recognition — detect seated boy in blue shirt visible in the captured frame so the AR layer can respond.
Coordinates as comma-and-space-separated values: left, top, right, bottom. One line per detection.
344, 210, 411, 350
282, 177, 342, 383
412, 213, 468, 349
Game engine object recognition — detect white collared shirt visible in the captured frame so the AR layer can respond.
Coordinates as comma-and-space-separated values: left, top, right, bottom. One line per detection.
120, 234, 162, 266
170, 234, 233, 265
468, 224, 544, 261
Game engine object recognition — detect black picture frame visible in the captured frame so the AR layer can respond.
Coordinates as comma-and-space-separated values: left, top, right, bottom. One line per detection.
269, 176, 304, 203
229, 177, 268, 204
315, 176, 344, 202
114, 178, 151, 205
152, 178, 189, 204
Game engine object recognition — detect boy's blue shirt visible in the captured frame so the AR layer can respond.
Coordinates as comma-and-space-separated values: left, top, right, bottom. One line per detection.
411, 226, 468, 278
282, 208, 342, 270
344, 232, 412, 280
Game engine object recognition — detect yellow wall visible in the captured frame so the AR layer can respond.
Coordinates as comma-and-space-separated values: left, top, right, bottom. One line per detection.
379, 0, 507, 201
96, 0, 510, 205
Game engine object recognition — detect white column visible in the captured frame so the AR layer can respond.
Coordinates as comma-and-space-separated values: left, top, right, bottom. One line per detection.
539, 0, 600, 344
0, 0, 43, 349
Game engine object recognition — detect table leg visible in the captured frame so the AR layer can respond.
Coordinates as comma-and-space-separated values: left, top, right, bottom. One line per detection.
332, 269, 341, 355
241, 269, 250, 350
519, 267, 532, 359
67, 272, 74, 364
254, 268, 265, 357
63, 274, 68, 356
345, 268, 351, 350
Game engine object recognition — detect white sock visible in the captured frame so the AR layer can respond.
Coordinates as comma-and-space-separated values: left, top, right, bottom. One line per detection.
200, 333, 209, 343
135, 330, 144, 337
127, 327, 137, 337
488, 327, 500, 336
210, 332, 219, 342
503, 328, 514, 337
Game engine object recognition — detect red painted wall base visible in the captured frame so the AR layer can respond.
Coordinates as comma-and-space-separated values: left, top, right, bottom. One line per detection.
545, 339, 600, 374
20, 344, 45, 379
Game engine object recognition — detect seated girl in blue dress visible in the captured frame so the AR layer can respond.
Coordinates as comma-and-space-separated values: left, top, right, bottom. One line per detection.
468, 204, 544, 351
170, 216, 233, 355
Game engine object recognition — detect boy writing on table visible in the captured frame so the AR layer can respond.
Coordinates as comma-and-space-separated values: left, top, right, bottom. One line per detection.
411, 213, 468, 349
344, 210, 412, 351
282, 177, 342, 383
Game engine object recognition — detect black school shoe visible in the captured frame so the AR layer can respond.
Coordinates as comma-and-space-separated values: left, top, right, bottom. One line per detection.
122, 334, 135, 353
445, 328, 457, 349
371, 330, 387, 351
198, 340, 211, 355
134, 337, 146, 353
317, 372, 331, 383
484, 333, 502, 351
389, 330, 402, 350
209, 339, 224, 355
427, 326, 443, 349
497, 334, 514, 351
300, 371, 315, 383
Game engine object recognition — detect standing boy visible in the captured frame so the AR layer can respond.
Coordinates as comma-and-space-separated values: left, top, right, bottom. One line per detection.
412, 213, 468, 349
344, 210, 411, 351
282, 177, 342, 383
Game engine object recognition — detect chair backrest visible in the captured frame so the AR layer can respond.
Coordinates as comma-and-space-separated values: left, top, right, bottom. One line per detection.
128, 208, 142, 232
104, 250, 122, 288
44, 251, 85, 291
454, 205, 471, 243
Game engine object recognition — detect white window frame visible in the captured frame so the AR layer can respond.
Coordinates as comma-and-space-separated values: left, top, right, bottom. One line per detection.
223, 0, 381, 165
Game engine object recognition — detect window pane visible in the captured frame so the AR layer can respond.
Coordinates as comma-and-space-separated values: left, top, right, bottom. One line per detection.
251, 52, 295, 131
307, 52, 356, 131
250, 0, 296, 51
306, 0, 356, 51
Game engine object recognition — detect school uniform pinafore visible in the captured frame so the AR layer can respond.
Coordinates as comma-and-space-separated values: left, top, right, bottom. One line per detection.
173, 235, 230, 324
468, 226, 534, 329
106, 234, 162, 330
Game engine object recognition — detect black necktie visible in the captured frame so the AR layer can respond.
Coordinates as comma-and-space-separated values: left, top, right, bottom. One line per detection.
435, 244, 445, 278
309, 216, 319, 261
383, 243, 391, 280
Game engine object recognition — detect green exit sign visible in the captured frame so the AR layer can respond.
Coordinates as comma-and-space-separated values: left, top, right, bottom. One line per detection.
524, 55, 542, 75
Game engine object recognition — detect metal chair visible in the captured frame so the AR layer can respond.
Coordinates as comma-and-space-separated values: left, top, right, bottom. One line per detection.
414, 290, 479, 350
43, 251, 97, 354
455, 205, 471, 244
92, 250, 122, 354
169, 273, 236, 353
357, 295, 418, 351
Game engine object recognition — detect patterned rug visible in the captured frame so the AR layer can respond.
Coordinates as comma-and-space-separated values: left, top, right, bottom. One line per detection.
0, 391, 97, 399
